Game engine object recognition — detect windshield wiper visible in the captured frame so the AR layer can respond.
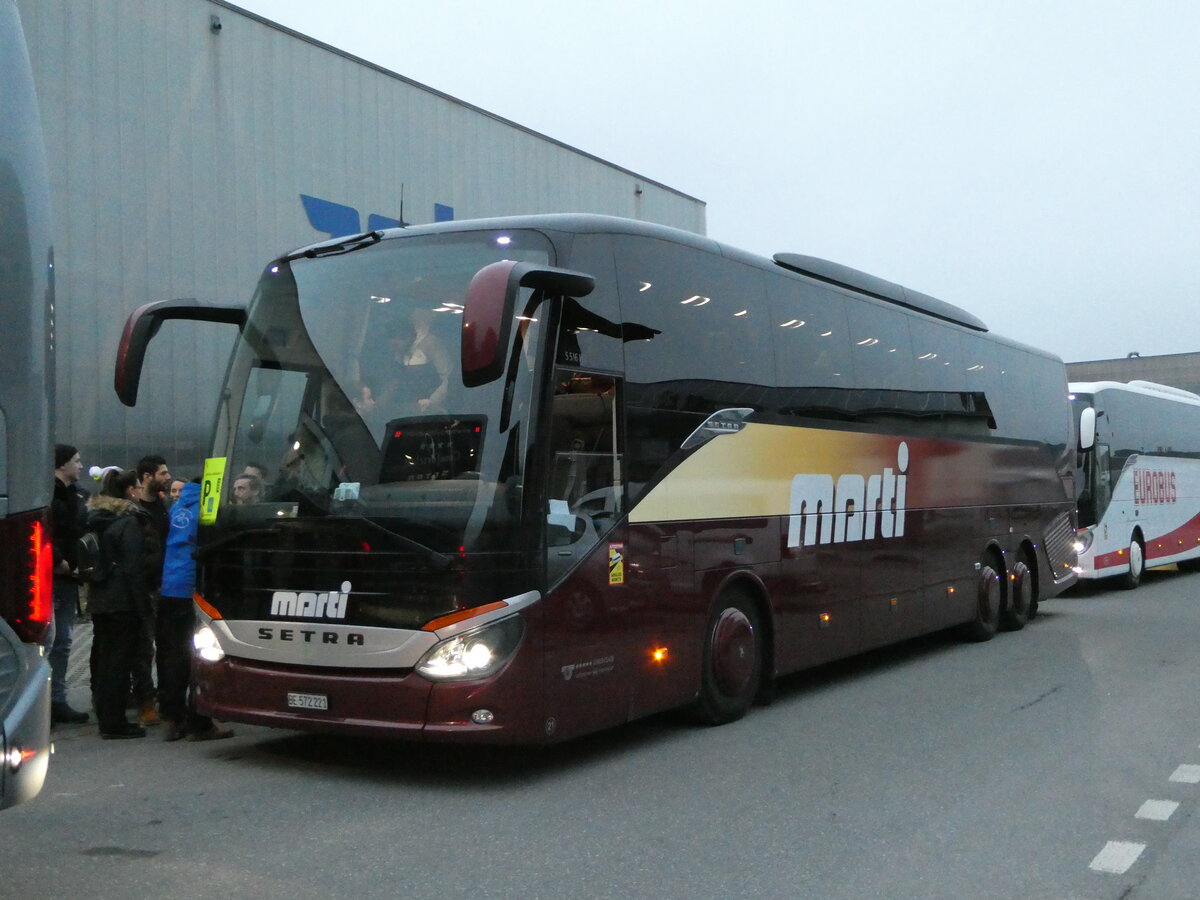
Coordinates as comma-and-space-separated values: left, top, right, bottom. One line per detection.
354, 516, 455, 571
196, 519, 453, 571
284, 230, 382, 262
194, 525, 284, 560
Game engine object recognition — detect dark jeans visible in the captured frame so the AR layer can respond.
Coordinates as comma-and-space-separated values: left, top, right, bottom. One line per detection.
92, 610, 144, 731
155, 598, 213, 731
132, 593, 158, 702
48, 579, 79, 704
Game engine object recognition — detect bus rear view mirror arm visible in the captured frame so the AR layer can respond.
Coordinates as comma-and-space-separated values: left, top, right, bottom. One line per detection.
461, 260, 594, 387
115, 298, 246, 406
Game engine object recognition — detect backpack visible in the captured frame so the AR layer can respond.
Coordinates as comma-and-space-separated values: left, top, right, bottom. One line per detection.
76, 529, 112, 583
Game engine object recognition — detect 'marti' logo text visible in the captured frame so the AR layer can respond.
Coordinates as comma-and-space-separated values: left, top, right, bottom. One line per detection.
787, 442, 909, 549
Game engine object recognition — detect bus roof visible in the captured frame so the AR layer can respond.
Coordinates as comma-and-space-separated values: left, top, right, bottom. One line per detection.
285, 212, 1044, 350
1069, 379, 1200, 406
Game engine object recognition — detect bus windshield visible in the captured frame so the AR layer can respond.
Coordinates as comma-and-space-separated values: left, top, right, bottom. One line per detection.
220, 229, 554, 555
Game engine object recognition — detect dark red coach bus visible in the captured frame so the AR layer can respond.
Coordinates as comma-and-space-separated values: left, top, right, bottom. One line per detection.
116, 214, 1076, 743
1, 0, 54, 808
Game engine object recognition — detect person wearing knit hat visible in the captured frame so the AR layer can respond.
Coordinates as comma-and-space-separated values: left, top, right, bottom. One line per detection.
49, 444, 89, 725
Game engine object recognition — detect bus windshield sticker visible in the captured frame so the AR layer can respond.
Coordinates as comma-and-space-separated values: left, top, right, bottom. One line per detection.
201, 457, 228, 525
608, 543, 625, 585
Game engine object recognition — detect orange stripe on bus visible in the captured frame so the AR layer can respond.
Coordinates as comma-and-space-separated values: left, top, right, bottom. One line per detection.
422, 601, 508, 632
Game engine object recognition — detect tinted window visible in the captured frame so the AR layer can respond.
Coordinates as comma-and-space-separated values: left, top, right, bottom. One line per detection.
616, 235, 772, 408
768, 277, 852, 390
846, 299, 915, 390
614, 236, 771, 499
559, 233, 626, 374
908, 316, 965, 394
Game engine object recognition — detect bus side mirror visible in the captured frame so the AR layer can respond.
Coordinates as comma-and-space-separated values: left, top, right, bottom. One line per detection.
115, 298, 246, 406
461, 260, 594, 387
1078, 407, 1096, 451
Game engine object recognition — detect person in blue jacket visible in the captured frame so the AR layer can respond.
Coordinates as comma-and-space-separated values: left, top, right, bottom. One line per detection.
156, 478, 233, 742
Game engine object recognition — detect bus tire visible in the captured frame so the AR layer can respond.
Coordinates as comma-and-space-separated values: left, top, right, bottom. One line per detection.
1000, 555, 1036, 631
695, 588, 763, 726
1178, 558, 1200, 573
962, 561, 1002, 642
1120, 534, 1145, 590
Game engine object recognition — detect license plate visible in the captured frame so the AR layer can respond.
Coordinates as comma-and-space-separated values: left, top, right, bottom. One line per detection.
286, 692, 329, 711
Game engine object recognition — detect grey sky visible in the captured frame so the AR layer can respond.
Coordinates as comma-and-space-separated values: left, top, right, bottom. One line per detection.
233, 0, 1200, 364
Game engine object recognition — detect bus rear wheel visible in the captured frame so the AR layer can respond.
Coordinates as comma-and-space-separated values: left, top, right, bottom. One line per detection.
1120, 535, 1145, 590
1001, 556, 1036, 631
962, 561, 1002, 642
696, 588, 763, 725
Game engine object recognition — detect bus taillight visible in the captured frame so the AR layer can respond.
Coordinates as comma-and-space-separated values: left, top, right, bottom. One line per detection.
30, 517, 52, 633
0, 507, 53, 644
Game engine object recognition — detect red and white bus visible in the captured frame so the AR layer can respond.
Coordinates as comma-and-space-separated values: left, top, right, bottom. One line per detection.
1070, 380, 1200, 587
116, 215, 1077, 743
0, 0, 54, 809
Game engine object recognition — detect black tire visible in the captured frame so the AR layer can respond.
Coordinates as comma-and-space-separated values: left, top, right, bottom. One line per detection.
695, 588, 763, 725
1000, 555, 1036, 631
1120, 534, 1145, 590
1177, 557, 1200, 573
962, 561, 1002, 643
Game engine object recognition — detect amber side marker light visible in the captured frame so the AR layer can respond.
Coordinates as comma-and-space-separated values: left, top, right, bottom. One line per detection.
194, 592, 223, 620
651, 647, 669, 663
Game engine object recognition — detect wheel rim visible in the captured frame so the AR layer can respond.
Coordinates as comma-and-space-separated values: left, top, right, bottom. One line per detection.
1129, 541, 1143, 578
710, 607, 756, 697
979, 566, 1000, 625
1012, 563, 1031, 617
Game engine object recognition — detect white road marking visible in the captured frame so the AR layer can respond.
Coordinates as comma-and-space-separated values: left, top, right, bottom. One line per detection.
1135, 799, 1180, 821
1168, 764, 1200, 784
1089, 841, 1146, 874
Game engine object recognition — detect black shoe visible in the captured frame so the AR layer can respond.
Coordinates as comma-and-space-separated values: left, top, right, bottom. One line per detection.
100, 722, 147, 740
51, 702, 90, 725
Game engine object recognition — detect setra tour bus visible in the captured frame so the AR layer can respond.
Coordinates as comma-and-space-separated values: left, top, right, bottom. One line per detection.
1070, 379, 1200, 587
115, 214, 1077, 743
0, 0, 54, 807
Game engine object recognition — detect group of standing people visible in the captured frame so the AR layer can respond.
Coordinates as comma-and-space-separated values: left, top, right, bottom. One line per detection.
49, 445, 233, 742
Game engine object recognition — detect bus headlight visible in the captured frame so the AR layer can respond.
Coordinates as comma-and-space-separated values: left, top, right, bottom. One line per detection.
193, 624, 225, 663
1073, 528, 1094, 555
417, 616, 524, 682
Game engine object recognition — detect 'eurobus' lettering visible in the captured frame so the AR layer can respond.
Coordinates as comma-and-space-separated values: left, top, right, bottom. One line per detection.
270, 581, 352, 619
1133, 469, 1177, 506
787, 442, 909, 549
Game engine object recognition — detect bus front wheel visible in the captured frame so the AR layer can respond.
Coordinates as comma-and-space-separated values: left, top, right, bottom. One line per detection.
696, 588, 763, 725
1120, 535, 1145, 590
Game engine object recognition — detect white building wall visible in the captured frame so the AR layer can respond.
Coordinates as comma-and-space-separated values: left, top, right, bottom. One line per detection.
17, 0, 705, 471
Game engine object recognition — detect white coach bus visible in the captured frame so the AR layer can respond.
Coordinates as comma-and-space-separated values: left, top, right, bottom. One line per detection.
1071, 380, 1200, 588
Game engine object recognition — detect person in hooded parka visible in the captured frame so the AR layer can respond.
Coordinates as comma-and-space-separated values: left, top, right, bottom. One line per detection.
86, 469, 158, 739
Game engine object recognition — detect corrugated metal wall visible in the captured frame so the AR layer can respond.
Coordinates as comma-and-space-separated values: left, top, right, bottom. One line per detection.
17, 0, 705, 476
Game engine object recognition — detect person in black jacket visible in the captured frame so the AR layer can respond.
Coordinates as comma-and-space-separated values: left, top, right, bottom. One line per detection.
86, 469, 158, 739
48, 444, 89, 725
131, 454, 171, 726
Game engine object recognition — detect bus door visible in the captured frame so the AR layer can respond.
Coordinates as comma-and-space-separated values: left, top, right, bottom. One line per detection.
541, 369, 634, 737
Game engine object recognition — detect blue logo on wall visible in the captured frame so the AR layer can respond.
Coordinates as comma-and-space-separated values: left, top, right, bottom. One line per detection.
300, 194, 455, 238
